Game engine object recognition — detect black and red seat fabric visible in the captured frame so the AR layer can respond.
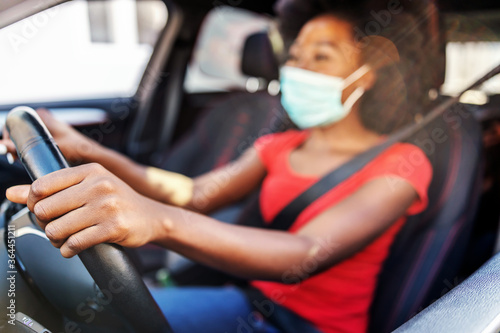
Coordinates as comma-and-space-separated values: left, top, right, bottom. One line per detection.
160, 90, 288, 179
369, 105, 483, 332
160, 31, 286, 178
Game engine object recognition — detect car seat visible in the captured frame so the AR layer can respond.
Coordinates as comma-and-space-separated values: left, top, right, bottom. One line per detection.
369, 105, 483, 332
392, 250, 500, 333
160, 32, 286, 179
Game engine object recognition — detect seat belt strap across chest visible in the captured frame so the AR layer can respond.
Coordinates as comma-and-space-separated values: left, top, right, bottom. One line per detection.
269, 140, 394, 231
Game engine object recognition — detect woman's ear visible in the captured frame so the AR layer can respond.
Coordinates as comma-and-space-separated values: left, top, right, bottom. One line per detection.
356, 35, 400, 92
359, 35, 400, 68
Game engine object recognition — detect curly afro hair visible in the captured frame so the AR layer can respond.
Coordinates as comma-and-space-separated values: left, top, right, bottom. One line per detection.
274, 0, 445, 134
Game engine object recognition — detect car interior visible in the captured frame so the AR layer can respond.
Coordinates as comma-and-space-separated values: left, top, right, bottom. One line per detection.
1, 0, 500, 332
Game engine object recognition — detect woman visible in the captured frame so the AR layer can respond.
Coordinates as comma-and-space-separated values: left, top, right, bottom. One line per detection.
4, 12, 432, 333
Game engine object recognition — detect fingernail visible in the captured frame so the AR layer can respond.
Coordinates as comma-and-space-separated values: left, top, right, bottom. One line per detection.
6, 153, 14, 165
0, 144, 6, 155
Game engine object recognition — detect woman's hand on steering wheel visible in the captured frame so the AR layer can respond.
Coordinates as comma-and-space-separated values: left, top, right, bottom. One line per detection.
1, 108, 99, 164
6, 163, 165, 258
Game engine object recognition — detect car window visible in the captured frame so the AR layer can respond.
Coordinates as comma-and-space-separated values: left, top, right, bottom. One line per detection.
441, 11, 500, 103
184, 6, 273, 93
0, 0, 168, 105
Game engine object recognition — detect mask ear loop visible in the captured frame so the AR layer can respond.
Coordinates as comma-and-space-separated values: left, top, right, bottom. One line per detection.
341, 64, 370, 113
342, 64, 371, 88
343, 87, 365, 113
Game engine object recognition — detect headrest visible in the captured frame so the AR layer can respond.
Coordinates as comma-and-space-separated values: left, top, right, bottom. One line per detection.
241, 32, 280, 82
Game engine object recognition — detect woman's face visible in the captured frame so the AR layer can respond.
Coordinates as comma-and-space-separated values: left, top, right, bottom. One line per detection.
286, 15, 369, 101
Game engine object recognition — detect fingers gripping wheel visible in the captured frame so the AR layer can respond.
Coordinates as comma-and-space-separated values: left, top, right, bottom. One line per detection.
6, 107, 173, 333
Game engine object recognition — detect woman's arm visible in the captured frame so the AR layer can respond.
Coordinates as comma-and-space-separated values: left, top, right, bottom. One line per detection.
154, 176, 418, 281
1, 109, 266, 214
89, 144, 266, 214
6, 164, 417, 282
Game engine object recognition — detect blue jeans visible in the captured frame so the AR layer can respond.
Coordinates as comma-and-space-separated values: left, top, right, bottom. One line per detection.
150, 286, 321, 333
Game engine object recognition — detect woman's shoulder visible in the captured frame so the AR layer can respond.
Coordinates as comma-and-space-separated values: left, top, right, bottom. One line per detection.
363, 142, 433, 190
364, 142, 433, 215
368, 142, 432, 187
374, 142, 430, 166
253, 130, 309, 169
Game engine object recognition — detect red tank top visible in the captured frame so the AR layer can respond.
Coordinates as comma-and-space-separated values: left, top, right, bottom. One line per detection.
251, 130, 432, 333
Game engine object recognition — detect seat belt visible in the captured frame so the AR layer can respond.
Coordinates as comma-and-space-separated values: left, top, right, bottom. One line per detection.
270, 140, 393, 230
267, 63, 500, 231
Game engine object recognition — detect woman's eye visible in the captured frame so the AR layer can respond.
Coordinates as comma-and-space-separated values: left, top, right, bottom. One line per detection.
287, 54, 298, 62
314, 54, 330, 61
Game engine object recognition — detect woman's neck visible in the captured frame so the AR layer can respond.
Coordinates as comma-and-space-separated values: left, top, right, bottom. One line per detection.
306, 112, 383, 155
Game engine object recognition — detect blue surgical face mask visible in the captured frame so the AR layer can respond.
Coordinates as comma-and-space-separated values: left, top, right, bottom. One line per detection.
280, 65, 370, 129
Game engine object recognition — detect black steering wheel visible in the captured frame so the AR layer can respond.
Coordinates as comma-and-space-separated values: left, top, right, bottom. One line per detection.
6, 107, 173, 333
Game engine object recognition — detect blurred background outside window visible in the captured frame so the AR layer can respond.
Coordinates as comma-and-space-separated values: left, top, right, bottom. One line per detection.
183, 6, 273, 93
441, 12, 500, 104
0, 0, 167, 104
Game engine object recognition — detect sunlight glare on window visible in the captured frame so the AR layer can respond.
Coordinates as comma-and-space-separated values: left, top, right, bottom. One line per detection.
0, 0, 167, 105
